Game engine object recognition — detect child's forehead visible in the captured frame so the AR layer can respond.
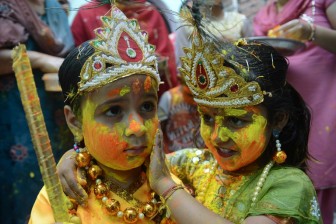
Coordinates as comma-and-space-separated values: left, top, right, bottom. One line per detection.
109, 74, 157, 91
87, 74, 158, 99
198, 105, 263, 116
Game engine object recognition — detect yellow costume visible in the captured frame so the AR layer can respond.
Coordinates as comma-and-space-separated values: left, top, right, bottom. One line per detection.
168, 148, 322, 223
29, 177, 174, 224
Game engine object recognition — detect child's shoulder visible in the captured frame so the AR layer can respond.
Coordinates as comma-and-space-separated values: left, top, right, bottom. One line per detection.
269, 166, 312, 183
263, 166, 316, 196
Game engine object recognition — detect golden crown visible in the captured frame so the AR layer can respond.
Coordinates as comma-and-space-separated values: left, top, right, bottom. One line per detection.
78, 6, 161, 94
179, 36, 264, 108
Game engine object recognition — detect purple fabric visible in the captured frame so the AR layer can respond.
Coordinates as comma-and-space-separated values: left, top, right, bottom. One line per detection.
254, 0, 336, 189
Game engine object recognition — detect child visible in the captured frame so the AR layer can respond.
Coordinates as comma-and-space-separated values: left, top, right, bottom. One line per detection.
29, 6, 174, 224
159, 0, 250, 153
148, 37, 323, 223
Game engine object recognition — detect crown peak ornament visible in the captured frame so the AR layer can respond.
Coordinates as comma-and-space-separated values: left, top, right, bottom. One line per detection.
77, 5, 160, 95
179, 36, 264, 109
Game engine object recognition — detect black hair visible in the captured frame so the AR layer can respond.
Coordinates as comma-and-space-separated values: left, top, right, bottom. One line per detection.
227, 42, 311, 170
58, 41, 95, 115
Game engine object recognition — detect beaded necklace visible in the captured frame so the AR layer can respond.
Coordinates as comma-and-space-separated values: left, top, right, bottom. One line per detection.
74, 147, 166, 223
251, 161, 274, 207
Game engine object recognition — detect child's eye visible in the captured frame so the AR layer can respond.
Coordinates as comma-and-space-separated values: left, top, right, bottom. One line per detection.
141, 101, 155, 112
106, 106, 122, 117
227, 117, 247, 127
202, 114, 214, 124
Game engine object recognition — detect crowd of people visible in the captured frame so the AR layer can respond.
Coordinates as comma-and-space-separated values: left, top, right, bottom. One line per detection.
1, 0, 335, 223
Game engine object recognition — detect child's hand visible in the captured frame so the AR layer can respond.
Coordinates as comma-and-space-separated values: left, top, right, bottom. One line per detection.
57, 149, 88, 206
147, 129, 175, 195
267, 19, 313, 41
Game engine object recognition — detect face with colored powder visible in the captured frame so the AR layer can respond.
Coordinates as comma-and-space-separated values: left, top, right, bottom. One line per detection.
199, 105, 272, 171
80, 74, 159, 171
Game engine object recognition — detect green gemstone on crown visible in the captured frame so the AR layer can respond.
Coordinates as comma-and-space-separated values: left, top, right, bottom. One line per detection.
149, 45, 155, 51
130, 20, 137, 28
126, 48, 136, 58
199, 75, 206, 84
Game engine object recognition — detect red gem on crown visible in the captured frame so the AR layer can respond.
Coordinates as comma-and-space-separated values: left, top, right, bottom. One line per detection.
93, 61, 102, 70
230, 84, 239, 92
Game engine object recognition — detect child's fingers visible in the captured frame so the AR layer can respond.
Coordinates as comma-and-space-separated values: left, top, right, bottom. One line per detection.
77, 167, 87, 187
60, 167, 88, 206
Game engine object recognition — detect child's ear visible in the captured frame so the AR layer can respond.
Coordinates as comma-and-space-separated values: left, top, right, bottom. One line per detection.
273, 112, 289, 131
64, 105, 83, 141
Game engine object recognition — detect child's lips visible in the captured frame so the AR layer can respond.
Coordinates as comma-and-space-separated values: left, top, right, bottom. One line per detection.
216, 147, 238, 158
124, 146, 146, 156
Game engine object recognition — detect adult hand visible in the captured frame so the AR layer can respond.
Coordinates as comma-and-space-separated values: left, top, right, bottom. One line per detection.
268, 19, 313, 41
147, 129, 175, 195
57, 149, 88, 206
34, 53, 64, 73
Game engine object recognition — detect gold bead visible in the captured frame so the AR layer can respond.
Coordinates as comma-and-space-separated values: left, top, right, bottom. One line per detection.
105, 199, 120, 215
142, 202, 157, 218
88, 164, 102, 180
273, 151, 287, 164
123, 207, 138, 223
94, 183, 108, 199
75, 151, 91, 168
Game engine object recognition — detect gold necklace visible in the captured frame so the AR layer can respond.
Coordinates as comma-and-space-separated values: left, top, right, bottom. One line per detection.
93, 177, 161, 223
74, 147, 166, 223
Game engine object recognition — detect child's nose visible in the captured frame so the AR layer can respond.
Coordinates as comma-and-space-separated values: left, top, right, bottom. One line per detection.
124, 112, 146, 137
212, 124, 230, 144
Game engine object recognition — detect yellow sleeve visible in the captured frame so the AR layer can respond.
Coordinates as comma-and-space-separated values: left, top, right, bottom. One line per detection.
28, 186, 55, 224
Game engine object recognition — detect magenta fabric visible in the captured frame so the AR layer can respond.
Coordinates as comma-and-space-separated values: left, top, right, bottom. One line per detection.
253, 0, 311, 35
254, 0, 336, 190
316, 188, 336, 224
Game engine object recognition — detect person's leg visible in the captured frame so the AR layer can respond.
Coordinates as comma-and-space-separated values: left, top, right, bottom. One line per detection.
316, 188, 336, 224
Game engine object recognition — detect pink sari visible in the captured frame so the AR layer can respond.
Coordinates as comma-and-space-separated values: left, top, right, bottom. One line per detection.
253, 0, 311, 35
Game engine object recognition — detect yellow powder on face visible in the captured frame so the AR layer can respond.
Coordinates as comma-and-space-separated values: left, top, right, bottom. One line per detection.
200, 107, 268, 171
83, 121, 131, 169
120, 86, 131, 96
144, 76, 152, 92
81, 98, 97, 121
144, 118, 159, 147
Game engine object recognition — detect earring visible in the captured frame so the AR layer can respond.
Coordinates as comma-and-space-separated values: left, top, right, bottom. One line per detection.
272, 129, 287, 164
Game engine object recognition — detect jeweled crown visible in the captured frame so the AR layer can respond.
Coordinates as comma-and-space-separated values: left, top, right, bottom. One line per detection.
179, 36, 264, 108
78, 6, 160, 94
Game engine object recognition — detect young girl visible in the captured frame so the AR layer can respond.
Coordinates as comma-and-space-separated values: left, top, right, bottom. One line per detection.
29, 6, 174, 224
57, 3, 323, 224
148, 37, 323, 223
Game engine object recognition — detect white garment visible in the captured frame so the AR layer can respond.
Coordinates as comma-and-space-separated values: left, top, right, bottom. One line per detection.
174, 10, 249, 69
